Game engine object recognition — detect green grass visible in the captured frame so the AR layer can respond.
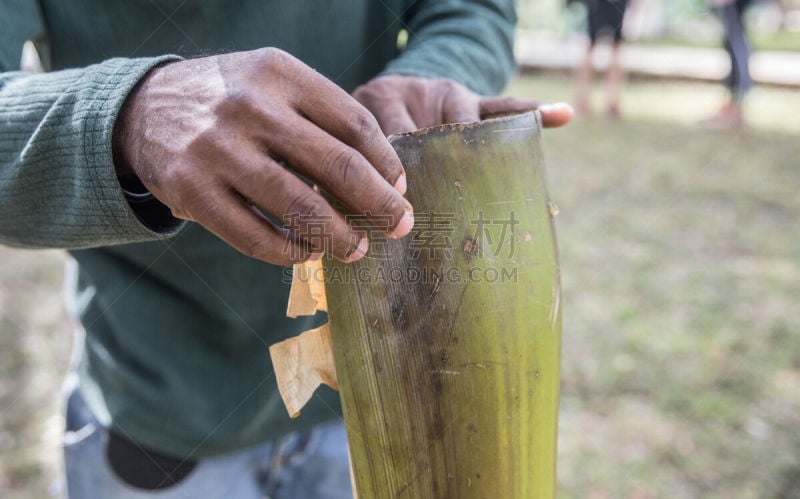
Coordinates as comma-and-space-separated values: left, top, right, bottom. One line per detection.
507, 75, 800, 498
1, 75, 799, 497
508, 74, 800, 135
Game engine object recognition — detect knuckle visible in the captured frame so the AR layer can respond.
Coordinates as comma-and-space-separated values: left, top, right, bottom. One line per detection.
320, 146, 361, 184
372, 145, 403, 182
409, 77, 429, 95
216, 93, 286, 133
374, 188, 401, 221
216, 89, 255, 119
378, 144, 401, 170
256, 47, 293, 71
241, 233, 274, 261
351, 84, 369, 101
284, 190, 327, 221
355, 77, 394, 103
344, 108, 381, 144
441, 78, 458, 91
352, 87, 379, 108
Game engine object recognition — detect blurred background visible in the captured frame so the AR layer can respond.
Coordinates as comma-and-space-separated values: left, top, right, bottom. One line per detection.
1, 0, 799, 497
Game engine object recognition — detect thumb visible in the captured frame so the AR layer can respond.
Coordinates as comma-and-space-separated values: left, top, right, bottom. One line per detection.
479, 97, 574, 128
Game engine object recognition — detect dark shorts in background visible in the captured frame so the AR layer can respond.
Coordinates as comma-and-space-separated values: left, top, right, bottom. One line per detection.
586, 0, 629, 43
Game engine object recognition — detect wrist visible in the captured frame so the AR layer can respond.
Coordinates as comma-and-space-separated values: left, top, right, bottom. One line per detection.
111, 60, 175, 180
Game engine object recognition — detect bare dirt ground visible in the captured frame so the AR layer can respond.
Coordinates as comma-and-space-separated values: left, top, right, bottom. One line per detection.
0, 249, 70, 498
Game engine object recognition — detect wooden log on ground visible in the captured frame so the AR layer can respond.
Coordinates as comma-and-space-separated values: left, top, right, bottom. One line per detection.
325, 111, 562, 498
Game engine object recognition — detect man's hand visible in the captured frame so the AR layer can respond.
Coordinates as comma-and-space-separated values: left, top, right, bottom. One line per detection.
114, 48, 413, 265
353, 75, 573, 136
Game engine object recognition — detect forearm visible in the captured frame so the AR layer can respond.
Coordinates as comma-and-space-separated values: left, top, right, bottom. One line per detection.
381, 0, 517, 95
0, 56, 185, 249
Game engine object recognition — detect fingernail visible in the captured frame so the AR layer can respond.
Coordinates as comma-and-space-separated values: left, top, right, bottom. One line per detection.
343, 237, 369, 263
388, 210, 414, 239
539, 102, 574, 114
393, 174, 407, 195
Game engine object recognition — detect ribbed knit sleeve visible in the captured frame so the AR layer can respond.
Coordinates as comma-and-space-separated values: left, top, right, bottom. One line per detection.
0, 56, 186, 249
381, 0, 517, 95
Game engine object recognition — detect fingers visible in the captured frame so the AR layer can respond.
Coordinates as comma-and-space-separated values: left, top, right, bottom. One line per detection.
370, 101, 417, 137
352, 80, 417, 136
193, 191, 318, 266
536, 103, 574, 128
268, 113, 414, 240
479, 98, 574, 128
289, 69, 407, 192
234, 155, 369, 263
479, 96, 539, 119
442, 88, 481, 125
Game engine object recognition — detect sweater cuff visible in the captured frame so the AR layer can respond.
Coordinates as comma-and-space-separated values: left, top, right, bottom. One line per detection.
84, 56, 186, 242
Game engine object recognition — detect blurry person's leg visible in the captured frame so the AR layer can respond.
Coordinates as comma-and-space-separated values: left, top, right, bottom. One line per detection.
605, 1, 628, 117
576, 3, 601, 117
707, 0, 752, 128
605, 43, 623, 118
575, 42, 595, 117
731, 0, 754, 97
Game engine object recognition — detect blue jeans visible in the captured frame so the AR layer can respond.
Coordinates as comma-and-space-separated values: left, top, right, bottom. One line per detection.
63, 387, 354, 499
716, 0, 753, 99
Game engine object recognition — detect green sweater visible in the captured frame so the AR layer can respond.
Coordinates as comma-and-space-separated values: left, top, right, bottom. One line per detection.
0, 0, 517, 458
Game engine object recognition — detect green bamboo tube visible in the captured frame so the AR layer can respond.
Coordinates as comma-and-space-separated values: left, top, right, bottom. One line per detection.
325, 111, 561, 498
